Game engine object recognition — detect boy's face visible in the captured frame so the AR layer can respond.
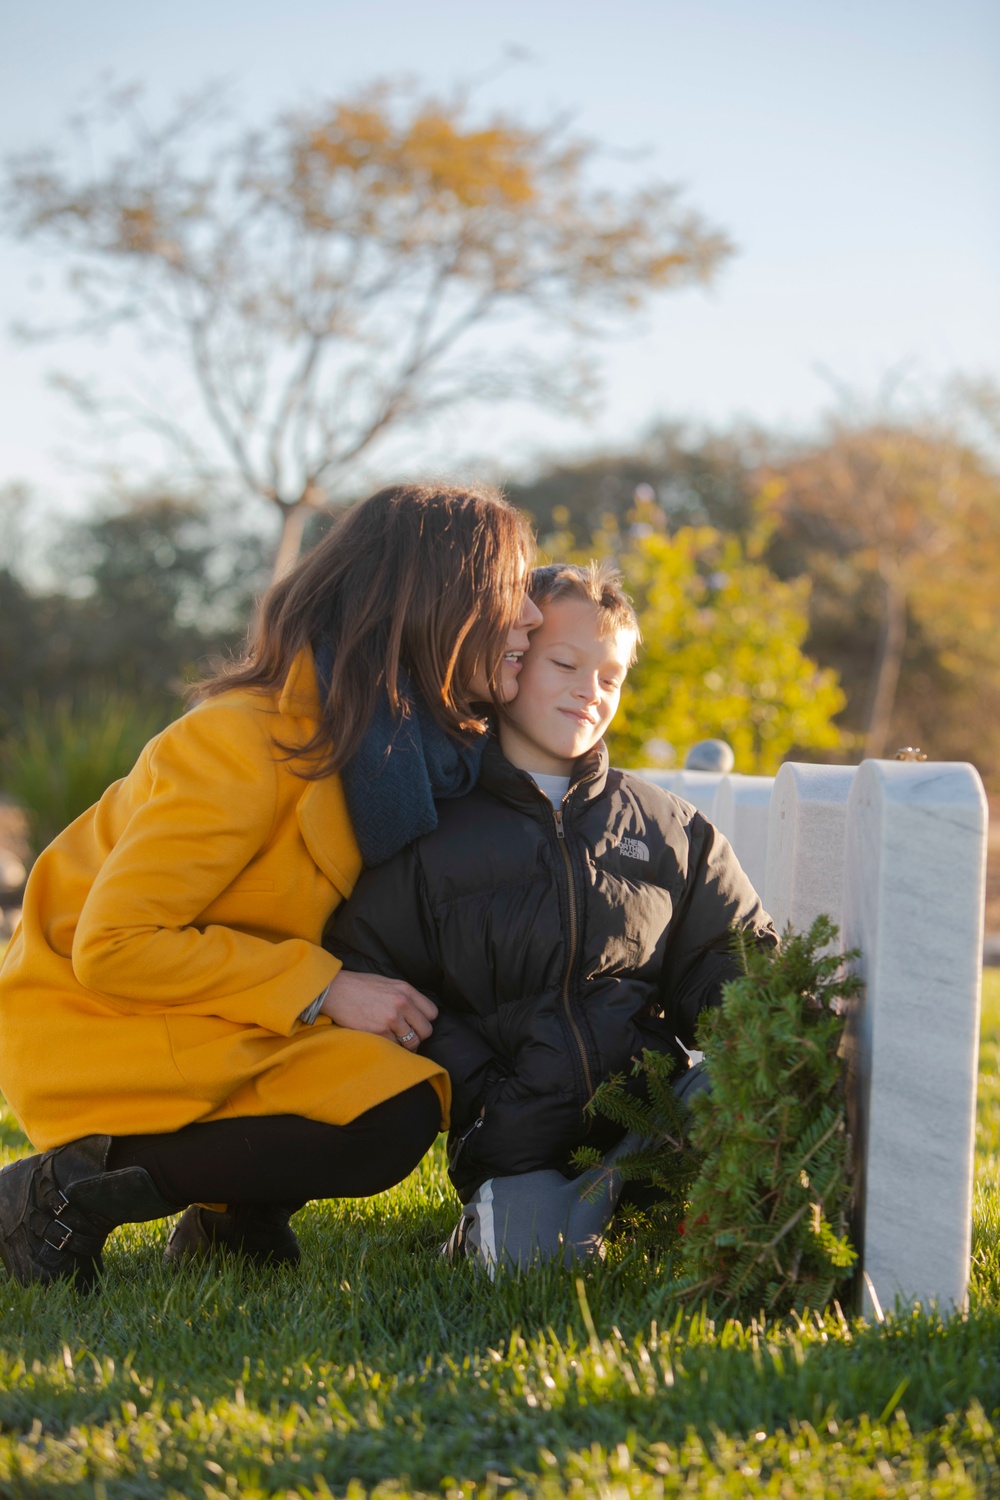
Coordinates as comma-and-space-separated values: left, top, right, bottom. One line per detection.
498, 597, 634, 777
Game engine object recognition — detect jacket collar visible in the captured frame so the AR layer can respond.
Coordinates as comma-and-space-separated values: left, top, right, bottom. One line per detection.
274, 647, 363, 899
478, 734, 609, 812
278, 647, 323, 719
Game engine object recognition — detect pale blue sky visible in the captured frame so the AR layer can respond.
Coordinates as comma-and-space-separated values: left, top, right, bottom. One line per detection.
1, 0, 998, 530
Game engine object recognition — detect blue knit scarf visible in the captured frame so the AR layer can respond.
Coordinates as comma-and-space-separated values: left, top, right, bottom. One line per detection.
313, 640, 486, 866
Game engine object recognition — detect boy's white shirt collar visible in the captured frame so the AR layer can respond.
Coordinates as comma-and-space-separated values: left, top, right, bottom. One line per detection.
525, 770, 572, 806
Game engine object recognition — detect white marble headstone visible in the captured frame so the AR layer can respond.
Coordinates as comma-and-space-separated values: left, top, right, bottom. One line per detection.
841, 759, 987, 1317
630, 768, 682, 794
713, 774, 773, 897
669, 770, 727, 824
764, 762, 857, 937
631, 768, 728, 823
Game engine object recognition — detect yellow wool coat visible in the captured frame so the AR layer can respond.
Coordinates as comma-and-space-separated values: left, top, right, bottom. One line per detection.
0, 650, 449, 1151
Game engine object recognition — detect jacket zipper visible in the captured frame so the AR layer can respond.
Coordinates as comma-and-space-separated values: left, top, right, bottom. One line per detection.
552, 803, 595, 1105
448, 1112, 484, 1170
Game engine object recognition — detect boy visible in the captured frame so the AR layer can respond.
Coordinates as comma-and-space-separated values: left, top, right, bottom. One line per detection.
327, 562, 776, 1271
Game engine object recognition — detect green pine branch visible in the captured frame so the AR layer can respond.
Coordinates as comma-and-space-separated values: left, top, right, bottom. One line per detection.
578, 915, 860, 1317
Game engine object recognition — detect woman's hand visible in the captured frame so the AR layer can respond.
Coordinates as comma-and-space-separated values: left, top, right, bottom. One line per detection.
319, 969, 438, 1050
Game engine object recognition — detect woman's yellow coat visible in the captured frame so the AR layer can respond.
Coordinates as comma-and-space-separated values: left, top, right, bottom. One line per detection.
0, 651, 449, 1150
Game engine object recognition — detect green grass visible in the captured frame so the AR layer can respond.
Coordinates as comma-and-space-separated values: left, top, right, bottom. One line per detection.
0, 973, 998, 1497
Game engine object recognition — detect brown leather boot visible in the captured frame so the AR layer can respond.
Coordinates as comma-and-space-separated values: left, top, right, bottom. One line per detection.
0, 1136, 178, 1291
163, 1203, 302, 1268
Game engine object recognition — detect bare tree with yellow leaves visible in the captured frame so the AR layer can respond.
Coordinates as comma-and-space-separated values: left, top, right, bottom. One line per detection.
3, 81, 732, 575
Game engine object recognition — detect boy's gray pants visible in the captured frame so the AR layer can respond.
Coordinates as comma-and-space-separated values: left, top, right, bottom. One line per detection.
454, 1060, 708, 1277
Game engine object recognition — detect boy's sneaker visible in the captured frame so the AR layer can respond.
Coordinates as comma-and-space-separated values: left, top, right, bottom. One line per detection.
438, 1185, 500, 1279
439, 1214, 473, 1263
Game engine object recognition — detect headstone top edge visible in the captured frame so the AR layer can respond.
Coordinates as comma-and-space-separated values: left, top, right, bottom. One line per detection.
853, 758, 987, 812
772, 762, 857, 800
716, 776, 773, 806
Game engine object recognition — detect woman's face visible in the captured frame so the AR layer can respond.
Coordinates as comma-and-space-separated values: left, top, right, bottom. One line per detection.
467, 583, 543, 702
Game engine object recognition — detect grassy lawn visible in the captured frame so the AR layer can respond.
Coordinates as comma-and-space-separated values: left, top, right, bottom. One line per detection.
0, 972, 996, 1497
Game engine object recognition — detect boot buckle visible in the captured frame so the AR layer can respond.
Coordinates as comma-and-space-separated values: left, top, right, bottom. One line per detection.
42, 1191, 74, 1252
44, 1219, 74, 1252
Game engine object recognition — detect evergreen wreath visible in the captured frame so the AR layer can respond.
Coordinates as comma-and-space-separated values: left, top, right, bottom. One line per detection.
576, 915, 860, 1316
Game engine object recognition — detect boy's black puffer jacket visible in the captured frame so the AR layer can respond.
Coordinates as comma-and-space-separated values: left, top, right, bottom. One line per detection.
326, 738, 777, 1199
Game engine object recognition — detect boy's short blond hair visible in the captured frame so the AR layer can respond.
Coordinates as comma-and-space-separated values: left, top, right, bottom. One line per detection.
529, 561, 640, 663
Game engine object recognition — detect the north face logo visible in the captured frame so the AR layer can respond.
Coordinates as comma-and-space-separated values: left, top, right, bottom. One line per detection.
619, 836, 650, 862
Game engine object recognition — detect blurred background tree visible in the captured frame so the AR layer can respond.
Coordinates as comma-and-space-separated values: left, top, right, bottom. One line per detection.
764, 407, 1000, 762
0, 488, 265, 740
0, 482, 268, 858
0, 486, 267, 861
507, 421, 766, 544
3, 79, 732, 577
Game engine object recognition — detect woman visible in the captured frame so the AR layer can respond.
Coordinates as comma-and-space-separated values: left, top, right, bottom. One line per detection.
0, 482, 540, 1289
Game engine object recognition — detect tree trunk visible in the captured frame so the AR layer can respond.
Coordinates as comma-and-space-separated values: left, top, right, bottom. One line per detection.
270, 503, 312, 583
863, 569, 907, 759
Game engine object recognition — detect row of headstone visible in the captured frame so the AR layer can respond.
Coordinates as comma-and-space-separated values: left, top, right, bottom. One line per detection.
634, 758, 989, 1318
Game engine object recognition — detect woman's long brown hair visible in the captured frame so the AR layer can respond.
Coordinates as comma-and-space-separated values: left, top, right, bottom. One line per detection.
197, 483, 534, 776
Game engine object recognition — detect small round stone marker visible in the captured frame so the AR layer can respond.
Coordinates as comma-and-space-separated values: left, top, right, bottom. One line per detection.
684, 739, 736, 773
